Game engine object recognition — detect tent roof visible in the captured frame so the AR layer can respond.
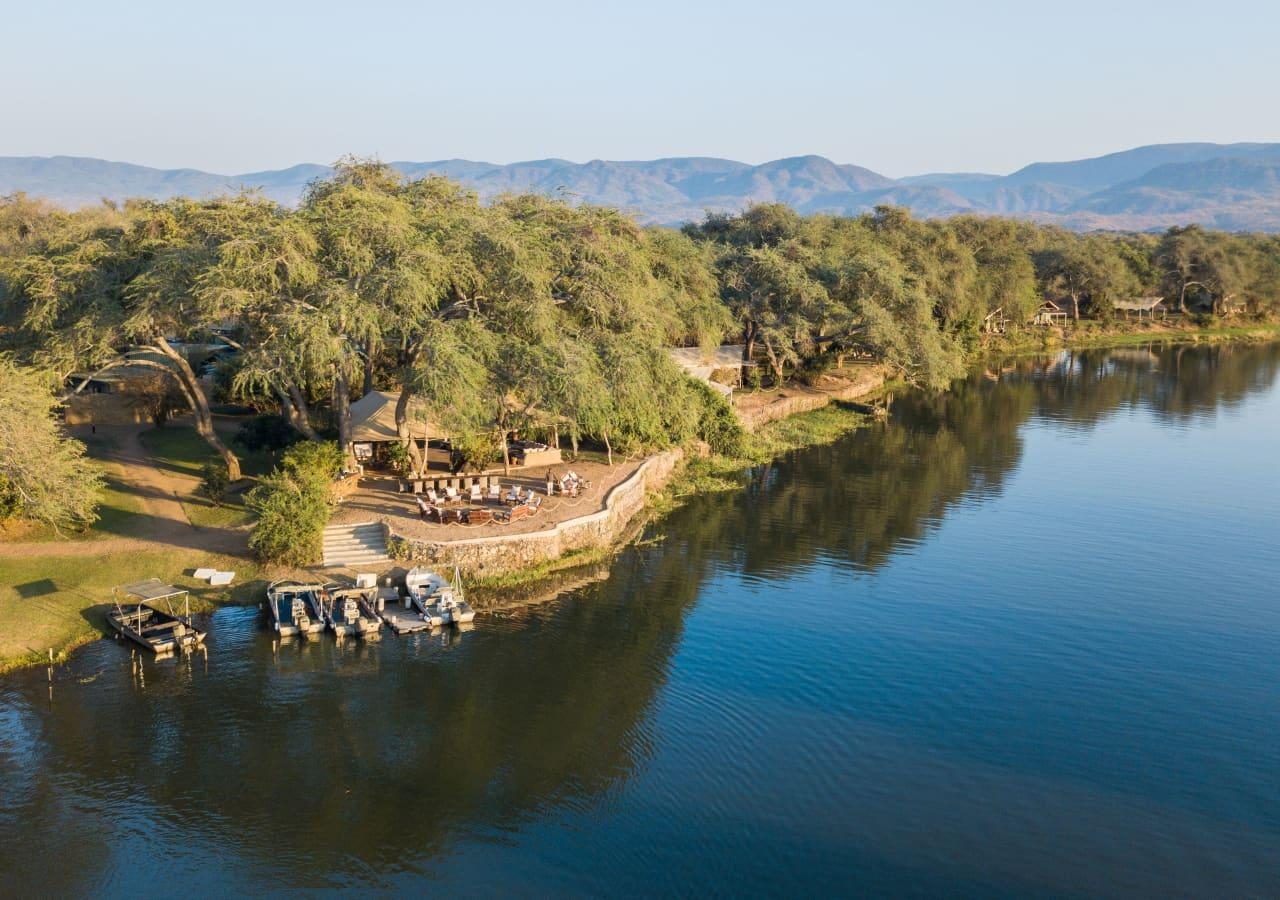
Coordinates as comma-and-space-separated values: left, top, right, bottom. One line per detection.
349, 391, 439, 443
669, 345, 753, 374
1114, 296, 1165, 311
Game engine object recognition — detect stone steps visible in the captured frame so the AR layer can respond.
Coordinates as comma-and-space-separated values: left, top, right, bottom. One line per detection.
322, 522, 390, 568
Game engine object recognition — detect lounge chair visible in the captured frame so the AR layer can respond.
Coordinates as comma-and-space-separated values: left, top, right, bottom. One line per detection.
488, 483, 501, 501
469, 484, 483, 503
426, 489, 442, 504
445, 486, 460, 502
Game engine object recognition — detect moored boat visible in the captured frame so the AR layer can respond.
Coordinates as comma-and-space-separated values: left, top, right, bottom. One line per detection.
405, 567, 449, 626
323, 585, 382, 639
108, 580, 207, 655
265, 581, 327, 637
405, 566, 476, 626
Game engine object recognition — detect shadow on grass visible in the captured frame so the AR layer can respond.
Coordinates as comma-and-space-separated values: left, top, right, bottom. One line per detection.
14, 579, 58, 599
77, 602, 117, 639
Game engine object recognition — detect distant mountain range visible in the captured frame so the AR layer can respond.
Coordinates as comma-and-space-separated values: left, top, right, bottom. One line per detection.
6, 142, 1280, 231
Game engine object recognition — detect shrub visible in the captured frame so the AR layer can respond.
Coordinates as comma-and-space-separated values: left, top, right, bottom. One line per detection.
200, 460, 230, 507
387, 535, 412, 561
280, 440, 345, 480
245, 441, 342, 565
385, 441, 412, 476
0, 473, 19, 521
451, 432, 500, 472
689, 379, 746, 457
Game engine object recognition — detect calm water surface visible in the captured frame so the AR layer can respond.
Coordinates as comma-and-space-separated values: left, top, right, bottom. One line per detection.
3, 344, 1279, 897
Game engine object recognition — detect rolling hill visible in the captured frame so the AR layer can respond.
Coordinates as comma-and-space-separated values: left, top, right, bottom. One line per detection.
5, 142, 1280, 231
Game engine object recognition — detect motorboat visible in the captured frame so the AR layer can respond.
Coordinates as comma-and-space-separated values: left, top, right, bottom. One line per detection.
404, 566, 475, 626
265, 580, 326, 637
323, 585, 382, 639
107, 579, 207, 655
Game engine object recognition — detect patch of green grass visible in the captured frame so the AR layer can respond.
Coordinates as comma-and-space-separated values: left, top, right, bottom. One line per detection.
652, 402, 871, 520
986, 320, 1280, 356
466, 545, 614, 593
139, 427, 274, 479
181, 493, 255, 529
745, 403, 868, 461
0, 548, 267, 673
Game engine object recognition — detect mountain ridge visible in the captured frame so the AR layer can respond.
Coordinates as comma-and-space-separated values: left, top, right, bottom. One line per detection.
6, 142, 1280, 231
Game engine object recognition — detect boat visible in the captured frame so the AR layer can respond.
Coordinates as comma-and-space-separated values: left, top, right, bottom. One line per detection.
322, 584, 382, 639
108, 579, 207, 655
405, 567, 449, 626
405, 566, 476, 626
265, 580, 326, 637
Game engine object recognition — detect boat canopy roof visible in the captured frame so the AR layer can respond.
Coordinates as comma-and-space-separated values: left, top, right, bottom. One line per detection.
117, 579, 188, 603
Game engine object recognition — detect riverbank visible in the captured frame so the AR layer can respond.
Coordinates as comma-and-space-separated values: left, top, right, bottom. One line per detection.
466, 400, 874, 600
4, 324, 1277, 672
985, 319, 1280, 356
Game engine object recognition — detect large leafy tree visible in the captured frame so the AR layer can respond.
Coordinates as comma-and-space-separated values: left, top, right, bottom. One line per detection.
0, 360, 102, 528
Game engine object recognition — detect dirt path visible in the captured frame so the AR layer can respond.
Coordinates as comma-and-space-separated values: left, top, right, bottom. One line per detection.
0, 425, 248, 559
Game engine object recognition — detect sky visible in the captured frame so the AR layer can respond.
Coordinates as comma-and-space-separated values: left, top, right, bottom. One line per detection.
4, 0, 1279, 178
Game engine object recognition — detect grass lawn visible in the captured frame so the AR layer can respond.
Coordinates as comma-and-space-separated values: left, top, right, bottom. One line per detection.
139, 426, 274, 530
0, 548, 270, 673
0, 466, 149, 545
180, 493, 256, 529
139, 427, 275, 479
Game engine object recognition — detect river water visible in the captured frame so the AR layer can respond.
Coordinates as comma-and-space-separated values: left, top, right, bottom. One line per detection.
2, 344, 1279, 897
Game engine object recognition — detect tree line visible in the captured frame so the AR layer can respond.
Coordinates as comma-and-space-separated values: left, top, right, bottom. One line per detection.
2, 159, 1278, 528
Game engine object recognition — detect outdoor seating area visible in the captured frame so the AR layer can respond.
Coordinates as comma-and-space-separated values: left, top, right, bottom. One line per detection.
330, 457, 635, 541
410, 474, 561, 525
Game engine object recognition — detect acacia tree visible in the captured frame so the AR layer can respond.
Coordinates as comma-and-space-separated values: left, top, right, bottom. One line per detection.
1, 199, 252, 478
1156, 225, 1244, 315
1033, 235, 1136, 322
0, 360, 102, 528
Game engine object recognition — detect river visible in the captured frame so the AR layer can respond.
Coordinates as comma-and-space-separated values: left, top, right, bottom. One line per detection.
2, 343, 1279, 896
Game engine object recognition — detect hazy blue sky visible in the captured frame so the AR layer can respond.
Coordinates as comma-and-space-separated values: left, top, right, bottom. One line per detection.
4, 0, 1277, 176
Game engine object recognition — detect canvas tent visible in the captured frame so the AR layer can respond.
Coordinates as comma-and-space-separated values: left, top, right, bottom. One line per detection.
1113, 296, 1166, 319
349, 391, 438, 443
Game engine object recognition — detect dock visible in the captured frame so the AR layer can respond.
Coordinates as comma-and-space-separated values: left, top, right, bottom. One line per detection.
378, 606, 436, 634
372, 586, 436, 634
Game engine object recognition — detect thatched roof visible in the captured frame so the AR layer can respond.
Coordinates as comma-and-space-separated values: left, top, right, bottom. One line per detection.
349, 391, 439, 443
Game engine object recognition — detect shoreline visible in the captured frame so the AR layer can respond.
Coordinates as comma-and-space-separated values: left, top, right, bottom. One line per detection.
4, 321, 1278, 673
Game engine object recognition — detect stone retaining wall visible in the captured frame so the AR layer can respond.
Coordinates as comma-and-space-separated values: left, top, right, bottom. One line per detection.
736, 367, 885, 431
386, 449, 682, 576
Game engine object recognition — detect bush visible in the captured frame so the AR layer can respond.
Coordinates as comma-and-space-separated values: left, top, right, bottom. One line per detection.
689, 379, 747, 457
200, 460, 230, 507
0, 473, 19, 521
385, 441, 412, 476
280, 440, 345, 480
387, 535, 412, 561
233, 415, 303, 454
245, 441, 342, 565
451, 432, 501, 472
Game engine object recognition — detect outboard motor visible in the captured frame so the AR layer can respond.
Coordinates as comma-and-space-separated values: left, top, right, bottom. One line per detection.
291, 597, 310, 630
342, 597, 360, 625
